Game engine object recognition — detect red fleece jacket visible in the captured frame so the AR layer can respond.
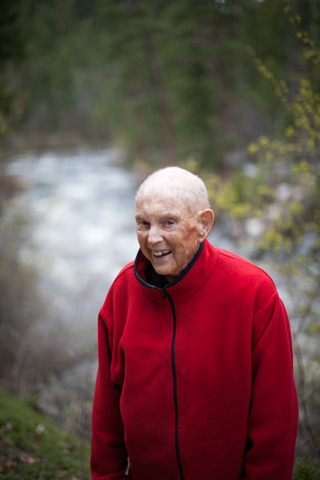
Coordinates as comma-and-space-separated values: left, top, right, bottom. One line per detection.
91, 240, 298, 480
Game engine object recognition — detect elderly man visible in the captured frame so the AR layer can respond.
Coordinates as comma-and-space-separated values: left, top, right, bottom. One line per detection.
91, 167, 298, 480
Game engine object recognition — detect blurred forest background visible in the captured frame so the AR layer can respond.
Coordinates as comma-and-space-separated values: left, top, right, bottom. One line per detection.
0, 0, 318, 162
0, 0, 320, 478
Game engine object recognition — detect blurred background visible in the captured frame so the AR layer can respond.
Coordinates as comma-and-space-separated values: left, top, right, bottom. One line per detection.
0, 0, 319, 477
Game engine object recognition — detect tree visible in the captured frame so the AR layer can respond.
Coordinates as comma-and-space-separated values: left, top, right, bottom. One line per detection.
0, 0, 25, 150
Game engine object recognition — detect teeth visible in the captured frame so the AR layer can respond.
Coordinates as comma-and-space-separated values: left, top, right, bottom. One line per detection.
153, 250, 171, 257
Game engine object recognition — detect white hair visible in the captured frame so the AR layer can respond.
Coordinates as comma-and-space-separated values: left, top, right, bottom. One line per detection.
136, 167, 210, 214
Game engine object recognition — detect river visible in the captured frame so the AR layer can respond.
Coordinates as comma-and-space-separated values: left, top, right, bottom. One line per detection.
6, 148, 142, 434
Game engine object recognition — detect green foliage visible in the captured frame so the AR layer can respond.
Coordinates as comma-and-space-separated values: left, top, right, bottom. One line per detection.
0, 387, 90, 479
292, 457, 320, 480
0, 0, 25, 146
0, 0, 25, 64
1, 0, 111, 145
97, 0, 302, 166
1, 0, 315, 155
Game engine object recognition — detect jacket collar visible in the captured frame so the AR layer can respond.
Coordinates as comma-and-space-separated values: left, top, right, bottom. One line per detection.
134, 239, 217, 303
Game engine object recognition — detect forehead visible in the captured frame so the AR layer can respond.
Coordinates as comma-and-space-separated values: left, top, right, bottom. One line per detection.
136, 190, 193, 218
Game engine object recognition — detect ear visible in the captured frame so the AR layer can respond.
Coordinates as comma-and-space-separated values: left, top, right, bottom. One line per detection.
197, 209, 214, 240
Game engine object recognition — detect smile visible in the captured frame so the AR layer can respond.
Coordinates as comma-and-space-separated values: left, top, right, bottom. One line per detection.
152, 250, 171, 257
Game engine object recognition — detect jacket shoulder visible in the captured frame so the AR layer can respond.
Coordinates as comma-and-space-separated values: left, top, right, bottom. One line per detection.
109, 260, 135, 290
215, 248, 277, 291
100, 261, 135, 318
116, 260, 135, 278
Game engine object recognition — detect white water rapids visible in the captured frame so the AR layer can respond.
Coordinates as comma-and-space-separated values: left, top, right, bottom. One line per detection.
7, 149, 139, 334
6, 149, 141, 426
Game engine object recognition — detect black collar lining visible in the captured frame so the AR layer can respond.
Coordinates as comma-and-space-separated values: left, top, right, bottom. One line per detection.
134, 241, 205, 290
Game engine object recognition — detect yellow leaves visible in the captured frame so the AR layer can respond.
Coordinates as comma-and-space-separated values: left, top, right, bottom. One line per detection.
308, 324, 320, 335
285, 126, 295, 138
292, 160, 312, 175
258, 136, 269, 148
206, 174, 252, 220
258, 227, 284, 253
247, 142, 259, 156
295, 15, 301, 25
184, 157, 200, 173
208, 45, 320, 261
257, 185, 275, 199
231, 203, 251, 220
299, 77, 311, 90
290, 79, 320, 146
248, 133, 307, 162
247, 136, 272, 160
291, 162, 316, 194
289, 202, 304, 216
293, 102, 304, 117
257, 63, 271, 78
249, 50, 320, 145
283, 1, 320, 69
215, 184, 237, 211
304, 47, 320, 64
305, 49, 317, 60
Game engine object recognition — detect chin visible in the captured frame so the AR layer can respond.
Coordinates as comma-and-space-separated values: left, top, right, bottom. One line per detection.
154, 266, 176, 278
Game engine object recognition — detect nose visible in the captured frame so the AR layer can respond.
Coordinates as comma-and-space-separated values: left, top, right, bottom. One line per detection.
147, 225, 163, 244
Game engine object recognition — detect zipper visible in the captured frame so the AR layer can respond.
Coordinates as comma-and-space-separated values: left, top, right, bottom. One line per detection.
164, 290, 184, 480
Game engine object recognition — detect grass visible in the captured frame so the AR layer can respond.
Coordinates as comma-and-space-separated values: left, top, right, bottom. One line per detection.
0, 388, 91, 480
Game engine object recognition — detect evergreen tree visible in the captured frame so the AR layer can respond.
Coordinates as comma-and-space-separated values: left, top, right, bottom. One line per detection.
0, 0, 25, 146
2, 0, 316, 163
97, 0, 309, 167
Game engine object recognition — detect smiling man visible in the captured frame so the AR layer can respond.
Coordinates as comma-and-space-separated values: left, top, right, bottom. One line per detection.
135, 168, 213, 282
91, 167, 298, 480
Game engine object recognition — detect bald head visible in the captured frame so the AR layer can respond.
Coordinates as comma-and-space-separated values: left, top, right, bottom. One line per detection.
136, 167, 210, 215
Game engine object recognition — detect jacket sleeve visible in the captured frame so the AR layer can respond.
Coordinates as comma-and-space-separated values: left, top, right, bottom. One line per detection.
91, 311, 129, 480
244, 293, 299, 479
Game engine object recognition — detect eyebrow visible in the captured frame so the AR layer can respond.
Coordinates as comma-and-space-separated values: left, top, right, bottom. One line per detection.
135, 212, 179, 221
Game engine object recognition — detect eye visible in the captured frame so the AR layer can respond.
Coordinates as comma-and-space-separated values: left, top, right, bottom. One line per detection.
164, 219, 175, 226
136, 219, 149, 229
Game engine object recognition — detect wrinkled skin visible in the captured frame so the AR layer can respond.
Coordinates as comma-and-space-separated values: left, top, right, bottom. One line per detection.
136, 188, 213, 282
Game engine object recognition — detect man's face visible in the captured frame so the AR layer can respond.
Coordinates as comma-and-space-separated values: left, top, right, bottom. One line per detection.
135, 192, 203, 282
